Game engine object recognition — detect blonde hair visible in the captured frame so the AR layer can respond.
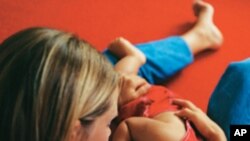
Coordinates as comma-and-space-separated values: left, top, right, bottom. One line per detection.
0, 27, 119, 141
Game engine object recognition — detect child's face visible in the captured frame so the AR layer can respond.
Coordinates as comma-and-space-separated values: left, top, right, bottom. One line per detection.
84, 87, 119, 141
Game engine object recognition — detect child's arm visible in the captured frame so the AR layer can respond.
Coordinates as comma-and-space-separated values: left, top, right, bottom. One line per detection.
108, 37, 146, 75
173, 99, 227, 141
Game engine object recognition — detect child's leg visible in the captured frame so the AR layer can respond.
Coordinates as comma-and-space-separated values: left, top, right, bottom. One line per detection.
103, 36, 193, 84
108, 38, 146, 75
112, 117, 186, 141
103, 0, 223, 84
138, 1, 222, 84
181, 0, 223, 54
108, 37, 146, 62
207, 58, 250, 140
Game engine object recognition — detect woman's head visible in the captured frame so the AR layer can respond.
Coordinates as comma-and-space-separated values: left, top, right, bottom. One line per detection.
0, 27, 119, 141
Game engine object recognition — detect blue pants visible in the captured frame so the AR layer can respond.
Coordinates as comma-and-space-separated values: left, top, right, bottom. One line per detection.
207, 58, 250, 140
103, 36, 250, 140
103, 36, 194, 84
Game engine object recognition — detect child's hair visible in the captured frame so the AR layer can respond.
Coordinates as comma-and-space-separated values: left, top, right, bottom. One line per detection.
0, 27, 119, 141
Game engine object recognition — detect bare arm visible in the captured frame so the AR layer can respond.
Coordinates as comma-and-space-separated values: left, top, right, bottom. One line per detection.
173, 99, 227, 141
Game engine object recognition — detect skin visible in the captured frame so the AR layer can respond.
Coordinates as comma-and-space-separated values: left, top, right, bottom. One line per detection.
86, 103, 118, 141
112, 99, 226, 141
181, 0, 223, 54
118, 74, 151, 106
71, 88, 119, 141
113, 113, 186, 141
173, 99, 226, 141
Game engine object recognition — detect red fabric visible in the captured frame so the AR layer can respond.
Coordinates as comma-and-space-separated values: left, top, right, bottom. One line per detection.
119, 86, 179, 120
119, 85, 199, 141
1, 0, 250, 111
183, 122, 199, 141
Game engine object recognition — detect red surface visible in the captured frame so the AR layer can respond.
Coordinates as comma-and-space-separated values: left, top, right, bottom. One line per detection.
1, 0, 250, 111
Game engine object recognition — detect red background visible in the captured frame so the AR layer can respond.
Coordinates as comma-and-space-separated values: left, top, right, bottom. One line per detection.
1, 0, 250, 111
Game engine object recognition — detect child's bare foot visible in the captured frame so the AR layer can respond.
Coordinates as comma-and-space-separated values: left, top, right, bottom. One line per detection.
108, 37, 146, 65
182, 0, 223, 54
194, 0, 223, 48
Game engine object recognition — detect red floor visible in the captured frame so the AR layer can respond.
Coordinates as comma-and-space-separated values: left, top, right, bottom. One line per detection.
1, 0, 250, 111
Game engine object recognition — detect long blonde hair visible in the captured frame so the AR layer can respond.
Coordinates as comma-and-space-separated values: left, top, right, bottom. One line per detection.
0, 27, 119, 141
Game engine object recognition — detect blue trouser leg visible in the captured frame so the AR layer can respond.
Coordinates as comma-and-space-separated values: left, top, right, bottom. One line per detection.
207, 58, 250, 140
103, 36, 194, 84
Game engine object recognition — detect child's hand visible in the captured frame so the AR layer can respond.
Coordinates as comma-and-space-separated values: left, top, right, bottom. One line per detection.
118, 74, 151, 106
172, 99, 226, 141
